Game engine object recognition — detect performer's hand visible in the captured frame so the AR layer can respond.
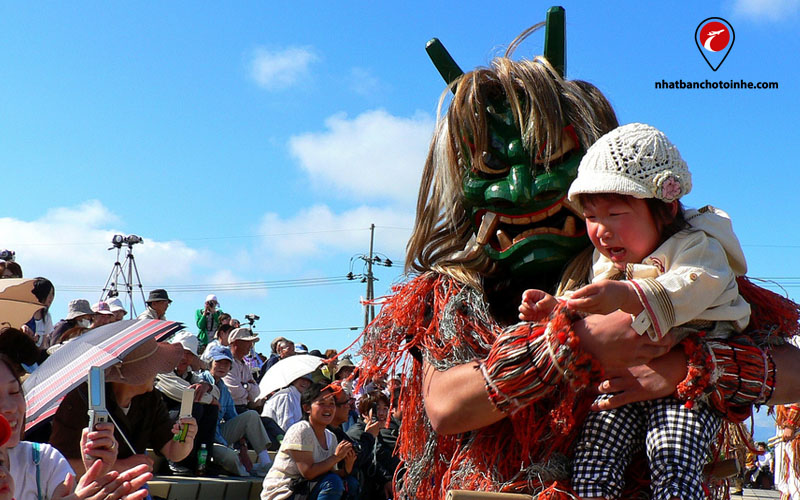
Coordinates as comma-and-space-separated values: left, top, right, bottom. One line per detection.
566, 281, 642, 316
592, 348, 687, 411
518, 289, 558, 322
575, 310, 673, 371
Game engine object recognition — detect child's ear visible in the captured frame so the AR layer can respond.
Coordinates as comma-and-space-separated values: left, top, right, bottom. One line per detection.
668, 200, 679, 218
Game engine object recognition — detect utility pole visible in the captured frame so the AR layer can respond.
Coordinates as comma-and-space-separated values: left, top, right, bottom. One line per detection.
364, 224, 375, 329
347, 223, 392, 330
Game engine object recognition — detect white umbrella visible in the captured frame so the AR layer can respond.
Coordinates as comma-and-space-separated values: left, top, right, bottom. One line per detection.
258, 354, 323, 399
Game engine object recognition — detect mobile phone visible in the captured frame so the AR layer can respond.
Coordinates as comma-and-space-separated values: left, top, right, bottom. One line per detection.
87, 366, 109, 431
173, 387, 195, 442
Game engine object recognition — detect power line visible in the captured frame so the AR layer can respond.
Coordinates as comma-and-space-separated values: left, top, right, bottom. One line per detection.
254, 326, 361, 333
6, 225, 410, 247
58, 275, 359, 293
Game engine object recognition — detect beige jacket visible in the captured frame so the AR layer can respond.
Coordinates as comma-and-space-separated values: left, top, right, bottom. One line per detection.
591, 205, 751, 340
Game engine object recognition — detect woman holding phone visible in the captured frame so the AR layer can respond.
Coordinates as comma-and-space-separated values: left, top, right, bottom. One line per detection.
0, 327, 153, 500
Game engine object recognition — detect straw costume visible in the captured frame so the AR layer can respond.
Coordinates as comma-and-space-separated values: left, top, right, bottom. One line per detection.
358, 9, 799, 500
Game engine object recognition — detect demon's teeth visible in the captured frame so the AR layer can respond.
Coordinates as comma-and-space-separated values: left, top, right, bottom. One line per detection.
499, 215, 530, 224
496, 229, 512, 249
563, 216, 576, 236
476, 212, 499, 245
546, 204, 561, 217
562, 199, 583, 218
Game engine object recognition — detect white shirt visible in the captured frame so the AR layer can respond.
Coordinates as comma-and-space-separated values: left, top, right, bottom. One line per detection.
261, 385, 303, 433
9, 441, 74, 500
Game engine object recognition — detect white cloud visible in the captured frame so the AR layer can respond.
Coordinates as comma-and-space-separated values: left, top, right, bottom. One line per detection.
249, 46, 319, 90
288, 109, 434, 204
732, 0, 800, 20
348, 67, 382, 97
0, 201, 201, 288
257, 204, 413, 268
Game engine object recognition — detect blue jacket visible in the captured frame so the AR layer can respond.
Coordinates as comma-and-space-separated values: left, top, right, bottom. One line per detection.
200, 371, 238, 446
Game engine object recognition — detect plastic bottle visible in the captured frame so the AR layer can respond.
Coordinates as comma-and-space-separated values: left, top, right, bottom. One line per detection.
197, 443, 208, 475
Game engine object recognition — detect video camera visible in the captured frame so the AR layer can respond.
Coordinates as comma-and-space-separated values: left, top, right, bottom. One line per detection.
110, 234, 144, 248
244, 314, 260, 322
0, 249, 15, 262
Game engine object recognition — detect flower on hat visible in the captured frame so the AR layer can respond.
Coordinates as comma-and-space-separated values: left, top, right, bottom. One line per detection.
654, 171, 684, 202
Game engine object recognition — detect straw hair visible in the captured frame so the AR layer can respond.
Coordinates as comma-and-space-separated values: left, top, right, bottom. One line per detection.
406, 27, 618, 290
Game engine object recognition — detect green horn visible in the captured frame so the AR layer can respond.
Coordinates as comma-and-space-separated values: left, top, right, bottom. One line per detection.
544, 6, 566, 77
425, 38, 464, 94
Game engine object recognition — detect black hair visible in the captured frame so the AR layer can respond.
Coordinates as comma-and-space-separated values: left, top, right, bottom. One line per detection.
31, 277, 54, 304
300, 382, 334, 419
357, 390, 389, 416
0, 327, 40, 377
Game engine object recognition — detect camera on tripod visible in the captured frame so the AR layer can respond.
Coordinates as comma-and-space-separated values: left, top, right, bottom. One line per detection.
244, 314, 260, 322
110, 234, 144, 248
0, 249, 15, 262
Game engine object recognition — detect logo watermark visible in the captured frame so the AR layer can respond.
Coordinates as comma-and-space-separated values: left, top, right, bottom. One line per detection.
695, 17, 735, 71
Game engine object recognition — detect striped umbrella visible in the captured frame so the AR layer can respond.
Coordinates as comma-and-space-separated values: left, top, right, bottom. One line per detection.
23, 318, 183, 431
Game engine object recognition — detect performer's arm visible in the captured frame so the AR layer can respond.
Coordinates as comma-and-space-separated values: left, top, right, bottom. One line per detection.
423, 308, 673, 435
422, 360, 504, 434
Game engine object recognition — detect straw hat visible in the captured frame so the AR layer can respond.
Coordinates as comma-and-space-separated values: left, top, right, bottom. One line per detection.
106, 338, 183, 385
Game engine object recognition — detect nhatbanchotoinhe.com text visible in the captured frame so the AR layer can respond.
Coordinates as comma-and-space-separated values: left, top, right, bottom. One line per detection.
655, 79, 778, 90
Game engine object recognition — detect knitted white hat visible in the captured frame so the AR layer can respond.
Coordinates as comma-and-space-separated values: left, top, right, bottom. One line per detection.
568, 123, 691, 204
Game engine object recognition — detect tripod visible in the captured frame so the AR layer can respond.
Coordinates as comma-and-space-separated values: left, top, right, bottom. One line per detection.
101, 241, 146, 318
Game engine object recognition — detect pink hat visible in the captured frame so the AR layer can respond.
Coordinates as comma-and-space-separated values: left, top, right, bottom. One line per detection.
92, 301, 115, 315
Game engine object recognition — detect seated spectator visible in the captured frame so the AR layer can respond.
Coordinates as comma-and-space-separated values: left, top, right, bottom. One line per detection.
155, 332, 218, 475
137, 289, 171, 320
230, 318, 241, 328
223, 327, 261, 412
106, 297, 127, 322
91, 301, 116, 328
0, 260, 22, 278
264, 338, 295, 373
203, 346, 272, 477
200, 323, 233, 364
327, 383, 369, 499
21, 277, 55, 349
47, 299, 94, 348
261, 375, 312, 435
334, 357, 356, 393
195, 294, 222, 352
261, 383, 357, 500
263, 337, 288, 373
0, 327, 154, 500
347, 391, 399, 499
49, 338, 198, 476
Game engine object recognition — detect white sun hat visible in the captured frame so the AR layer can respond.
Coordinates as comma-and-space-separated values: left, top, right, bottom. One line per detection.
568, 123, 692, 205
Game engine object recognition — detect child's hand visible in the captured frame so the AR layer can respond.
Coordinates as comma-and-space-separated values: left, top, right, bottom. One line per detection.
518, 289, 558, 322
566, 281, 641, 315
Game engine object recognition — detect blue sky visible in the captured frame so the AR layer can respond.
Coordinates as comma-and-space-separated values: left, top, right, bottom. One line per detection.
2, 1, 799, 442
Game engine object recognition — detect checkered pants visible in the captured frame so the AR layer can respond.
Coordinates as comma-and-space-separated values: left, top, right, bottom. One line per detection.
572, 397, 721, 500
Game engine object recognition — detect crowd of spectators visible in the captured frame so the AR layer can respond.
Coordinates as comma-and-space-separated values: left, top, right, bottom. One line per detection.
0, 253, 401, 499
